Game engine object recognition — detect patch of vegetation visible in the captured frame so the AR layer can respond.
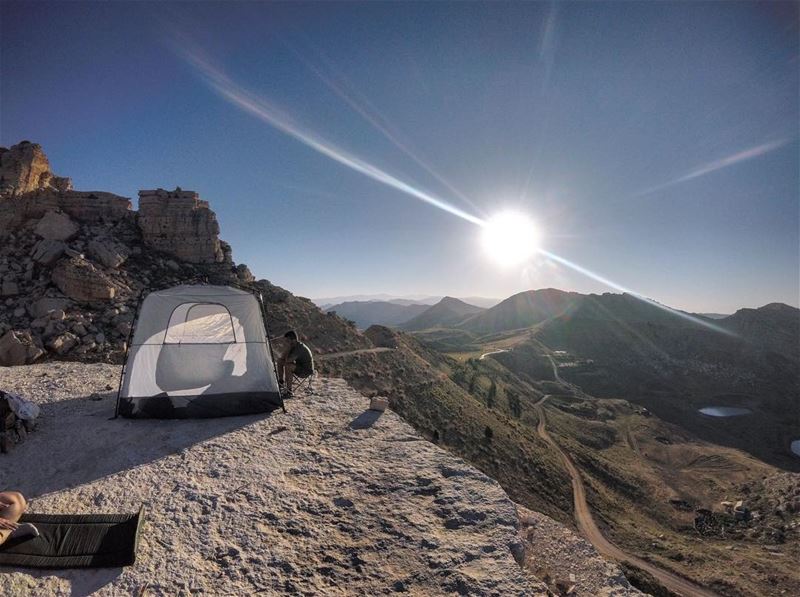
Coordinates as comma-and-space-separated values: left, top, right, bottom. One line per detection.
619, 562, 679, 597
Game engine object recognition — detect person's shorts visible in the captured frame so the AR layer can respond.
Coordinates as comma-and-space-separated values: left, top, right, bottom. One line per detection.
294, 363, 313, 378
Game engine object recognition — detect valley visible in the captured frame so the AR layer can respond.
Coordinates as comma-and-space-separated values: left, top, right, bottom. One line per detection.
350, 289, 799, 596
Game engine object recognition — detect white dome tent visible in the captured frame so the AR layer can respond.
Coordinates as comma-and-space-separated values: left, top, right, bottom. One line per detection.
115, 285, 284, 418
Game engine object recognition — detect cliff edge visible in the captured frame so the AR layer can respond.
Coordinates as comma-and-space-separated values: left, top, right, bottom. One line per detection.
0, 363, 639, 596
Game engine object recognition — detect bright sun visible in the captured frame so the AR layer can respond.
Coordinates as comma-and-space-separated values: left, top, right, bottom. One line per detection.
481, 211, 541, 266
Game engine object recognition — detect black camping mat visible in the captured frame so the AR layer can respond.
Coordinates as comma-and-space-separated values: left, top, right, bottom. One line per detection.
0, 507, 145, 569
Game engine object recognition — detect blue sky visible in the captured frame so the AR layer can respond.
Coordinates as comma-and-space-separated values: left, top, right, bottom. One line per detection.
2, 1, 797, 313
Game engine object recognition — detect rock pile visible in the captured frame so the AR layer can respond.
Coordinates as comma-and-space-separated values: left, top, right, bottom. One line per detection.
0, 141, 252, 366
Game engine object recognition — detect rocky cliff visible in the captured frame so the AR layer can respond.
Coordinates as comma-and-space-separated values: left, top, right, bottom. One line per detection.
138, 188, 225, 264
0, 141, 249, 366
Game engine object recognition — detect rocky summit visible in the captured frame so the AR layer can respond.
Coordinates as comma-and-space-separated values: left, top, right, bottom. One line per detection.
0, 141, 250, 366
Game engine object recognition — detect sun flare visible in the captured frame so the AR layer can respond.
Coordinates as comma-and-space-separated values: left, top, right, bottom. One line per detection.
481, 211, 540, 266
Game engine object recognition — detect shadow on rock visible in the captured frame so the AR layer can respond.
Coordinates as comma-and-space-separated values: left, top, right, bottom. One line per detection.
3, 391, 277, 499
349, 409, 382, 430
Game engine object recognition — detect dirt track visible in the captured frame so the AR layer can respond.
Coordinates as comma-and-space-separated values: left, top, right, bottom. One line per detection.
536, 357, 719, 597
316, 347, 393, 360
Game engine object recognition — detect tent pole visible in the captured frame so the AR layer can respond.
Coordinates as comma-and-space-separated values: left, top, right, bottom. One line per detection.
113, 290, 145, 419
257, 291, 286, 414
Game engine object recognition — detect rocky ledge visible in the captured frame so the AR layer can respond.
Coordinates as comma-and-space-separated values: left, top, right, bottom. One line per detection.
0, 363, 639, 596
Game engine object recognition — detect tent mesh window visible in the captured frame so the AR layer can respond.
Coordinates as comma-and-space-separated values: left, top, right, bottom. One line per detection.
164, 303, 236, 344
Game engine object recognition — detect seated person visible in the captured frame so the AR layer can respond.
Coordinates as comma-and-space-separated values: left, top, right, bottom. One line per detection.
0, 491, 39, 545
277, 330, 314, 395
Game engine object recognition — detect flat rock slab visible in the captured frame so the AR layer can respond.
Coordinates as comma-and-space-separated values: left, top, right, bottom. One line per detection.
0, 363, 546, 596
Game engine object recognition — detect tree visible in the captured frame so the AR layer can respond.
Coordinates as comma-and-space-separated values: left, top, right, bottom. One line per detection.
507, 390, 521, 419
486, 379, 497, 409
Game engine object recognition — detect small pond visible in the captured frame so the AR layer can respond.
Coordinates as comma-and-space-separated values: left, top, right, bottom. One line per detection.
698, 406, 752, 417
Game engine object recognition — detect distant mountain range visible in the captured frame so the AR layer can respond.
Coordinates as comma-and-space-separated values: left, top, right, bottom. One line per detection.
324, 300, 431, 329
324, 296, 496, 329
314, 294, 500, 310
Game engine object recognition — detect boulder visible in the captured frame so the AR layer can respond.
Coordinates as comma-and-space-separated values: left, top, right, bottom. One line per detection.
0, 330, 44, 366
236, 263, 254, 284
31, 238, 66, 266
52, 257, 116, 302
47, 332, 79, 355
34, 211, 79, 241
28, 297, 70, 318
88, 238, 129, 269
1, 280, 19, 296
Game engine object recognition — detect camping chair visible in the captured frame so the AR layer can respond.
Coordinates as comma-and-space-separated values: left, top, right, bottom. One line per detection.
292, 370, 316, 395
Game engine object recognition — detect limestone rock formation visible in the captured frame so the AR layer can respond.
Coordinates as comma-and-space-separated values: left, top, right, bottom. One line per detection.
0, 141, 72, 196
0, 330, 44, 366
34, 210, 80, 241
52, 257, 117, 302
138, 188, 225, 264
0, 190, 132, 233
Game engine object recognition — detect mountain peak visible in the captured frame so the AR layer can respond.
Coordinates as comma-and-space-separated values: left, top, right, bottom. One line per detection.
402, 296, 485, 331
0, 140, 72, 196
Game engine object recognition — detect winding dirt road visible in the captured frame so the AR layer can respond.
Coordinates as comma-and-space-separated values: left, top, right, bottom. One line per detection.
479, 349, 509, 360
535, 357, 719, 597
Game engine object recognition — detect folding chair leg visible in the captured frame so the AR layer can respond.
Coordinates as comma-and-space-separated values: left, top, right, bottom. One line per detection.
292, 371, 316, 395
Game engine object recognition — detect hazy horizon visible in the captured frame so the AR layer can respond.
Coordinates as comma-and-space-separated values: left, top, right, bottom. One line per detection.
2, 1, 797, 313
309, 289, 789, 315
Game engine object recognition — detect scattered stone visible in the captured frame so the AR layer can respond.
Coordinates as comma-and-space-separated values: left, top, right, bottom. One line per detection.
47, 332, 79, 355
34, 210, 79, 241
88, 238, 129, 269
31, 238, 67, 266
1, 280, 19, 296
0, 330, 44, 366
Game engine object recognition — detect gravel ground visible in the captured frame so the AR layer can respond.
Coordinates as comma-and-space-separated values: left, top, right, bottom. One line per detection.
518, 506, 641, 596
0, 363, 548, 596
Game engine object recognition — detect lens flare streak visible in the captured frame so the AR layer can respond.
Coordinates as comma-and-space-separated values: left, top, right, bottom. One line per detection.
178, 45, 735, 338
635, 139, 789, 197
180, 49, 484, 226
538, 249, 736, 335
